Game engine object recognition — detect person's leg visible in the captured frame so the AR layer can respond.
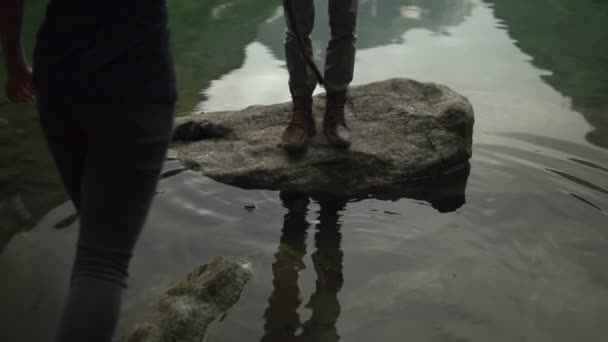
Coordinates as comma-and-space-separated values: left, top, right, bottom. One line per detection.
323, 0, 358, 148
283, 0, 317, 98
281, 0, 318, 153
37, 98, 86, 211
56, 103, 174, 342
325, 0, 358, 93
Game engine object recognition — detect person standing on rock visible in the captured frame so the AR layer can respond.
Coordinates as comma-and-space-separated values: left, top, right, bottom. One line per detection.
281, 0, 358, 152
1, 0, 176, 341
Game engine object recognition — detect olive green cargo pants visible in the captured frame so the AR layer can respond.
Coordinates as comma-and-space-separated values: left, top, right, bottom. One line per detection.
282, 0, 358, 97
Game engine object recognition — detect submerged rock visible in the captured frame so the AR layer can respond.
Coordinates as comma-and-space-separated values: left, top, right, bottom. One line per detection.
173, 78, 474, 195
122, 257, 252, 342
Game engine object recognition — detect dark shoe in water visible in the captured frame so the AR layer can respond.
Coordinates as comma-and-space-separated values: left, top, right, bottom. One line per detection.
281, 96, 316, 153
323, 91, 351, 149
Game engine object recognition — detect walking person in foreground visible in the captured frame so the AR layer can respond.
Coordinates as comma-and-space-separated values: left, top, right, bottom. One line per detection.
1, 0, 176, 340
281, 0, 359, 153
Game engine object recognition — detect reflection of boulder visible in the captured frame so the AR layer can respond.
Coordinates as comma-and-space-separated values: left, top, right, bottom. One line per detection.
488, 0, 608, 149
173, 78, 474, 196
357, 161, 470, 213
279, 161, 470, 215
257, 0, 475, 62
123, 257, 252, 342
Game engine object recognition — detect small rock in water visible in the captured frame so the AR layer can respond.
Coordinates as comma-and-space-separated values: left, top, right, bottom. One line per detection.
123, 257, 252, 342
244, 203, 256, 212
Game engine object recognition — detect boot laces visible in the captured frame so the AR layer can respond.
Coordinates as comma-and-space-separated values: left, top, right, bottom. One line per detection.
290, 108, 308, 127
327, 95, 346, 125
331, 103, 346, 124
289, 98, 311, 127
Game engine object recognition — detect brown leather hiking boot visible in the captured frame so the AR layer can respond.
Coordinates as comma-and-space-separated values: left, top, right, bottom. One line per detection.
323, 91, 351, 149
281, 96, 316, 153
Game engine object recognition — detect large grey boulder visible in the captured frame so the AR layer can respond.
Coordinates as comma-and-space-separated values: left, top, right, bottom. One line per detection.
173, 78, 474, 195
123, 257, 252, 342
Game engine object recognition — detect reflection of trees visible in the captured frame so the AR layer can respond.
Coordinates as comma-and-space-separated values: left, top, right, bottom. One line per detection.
487, 0, 608, 149
357, 0, 476, 48
170, 0, 281, 113
257, 0, 475, 61
260, 164, 470, 341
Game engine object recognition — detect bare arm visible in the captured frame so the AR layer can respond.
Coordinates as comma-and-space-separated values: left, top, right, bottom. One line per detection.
0, 0, 27, 72
0, 0, 35, 102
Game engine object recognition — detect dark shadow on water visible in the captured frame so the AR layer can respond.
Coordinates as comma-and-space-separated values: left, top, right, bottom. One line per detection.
260, 164, 470, 341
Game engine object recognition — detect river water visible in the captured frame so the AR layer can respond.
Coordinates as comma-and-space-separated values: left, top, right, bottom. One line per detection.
0, 0, 607, 341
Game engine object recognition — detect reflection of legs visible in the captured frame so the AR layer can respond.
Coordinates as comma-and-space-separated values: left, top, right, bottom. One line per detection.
261, 194, 311, 342
300, 197, 346, 342
56, 103, 173, 342
325, 0, 358, 93
283, 0, 318, 97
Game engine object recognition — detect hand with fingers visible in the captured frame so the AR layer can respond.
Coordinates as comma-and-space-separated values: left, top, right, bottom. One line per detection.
5, 63, 35, 103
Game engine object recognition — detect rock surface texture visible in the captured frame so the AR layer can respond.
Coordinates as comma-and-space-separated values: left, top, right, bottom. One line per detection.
173, 78, 474, 195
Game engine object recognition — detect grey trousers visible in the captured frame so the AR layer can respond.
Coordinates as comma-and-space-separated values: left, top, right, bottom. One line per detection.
283, 0, 358, 97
